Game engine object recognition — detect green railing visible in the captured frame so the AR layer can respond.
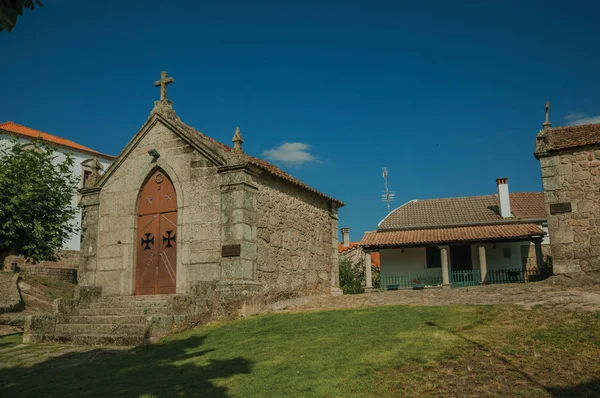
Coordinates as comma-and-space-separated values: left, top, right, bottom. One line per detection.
381, 269, 443, 290
451, 269, 481, 288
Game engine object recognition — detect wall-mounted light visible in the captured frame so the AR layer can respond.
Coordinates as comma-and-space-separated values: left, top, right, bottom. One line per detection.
148, 149, 160, 162
401, 248, 404, 254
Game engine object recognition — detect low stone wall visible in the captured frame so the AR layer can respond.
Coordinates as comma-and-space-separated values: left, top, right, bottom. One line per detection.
0, 273, 24, 314
18, 266, 77, 283
3, 250, 81, 272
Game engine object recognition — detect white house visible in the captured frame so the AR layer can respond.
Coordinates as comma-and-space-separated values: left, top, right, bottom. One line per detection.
359, 178, 550, 289
0, 121, 114, 252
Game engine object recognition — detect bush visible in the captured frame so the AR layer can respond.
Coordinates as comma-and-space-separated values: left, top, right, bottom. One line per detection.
372, 267, 381, 289
339, 258, 364, 294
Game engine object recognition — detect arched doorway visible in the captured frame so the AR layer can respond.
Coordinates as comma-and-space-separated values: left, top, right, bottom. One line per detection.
135, 169, 177, 295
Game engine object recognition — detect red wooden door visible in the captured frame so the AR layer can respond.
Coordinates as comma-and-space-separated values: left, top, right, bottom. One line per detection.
135, 170, 177, 295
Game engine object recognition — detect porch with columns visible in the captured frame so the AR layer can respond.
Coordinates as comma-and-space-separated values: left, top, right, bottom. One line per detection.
363, 236, 546, 289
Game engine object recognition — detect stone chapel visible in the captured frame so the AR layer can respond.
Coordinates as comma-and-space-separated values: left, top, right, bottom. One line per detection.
24, 72, 344, 345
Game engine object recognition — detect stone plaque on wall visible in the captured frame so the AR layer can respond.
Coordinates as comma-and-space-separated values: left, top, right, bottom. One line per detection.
221, 244, 241, 257
549, 202, 572, 214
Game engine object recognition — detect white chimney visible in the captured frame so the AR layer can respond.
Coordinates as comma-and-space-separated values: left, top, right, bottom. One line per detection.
341, 227, 350, 247
496, 178, 512, 218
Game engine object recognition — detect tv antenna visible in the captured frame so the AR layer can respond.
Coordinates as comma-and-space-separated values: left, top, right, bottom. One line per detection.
381, 167, 395, 214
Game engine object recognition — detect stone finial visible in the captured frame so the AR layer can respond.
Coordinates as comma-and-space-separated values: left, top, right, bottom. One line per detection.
83, 158, 104, 187
232, 127, 244, 154
542, 101, 551, 129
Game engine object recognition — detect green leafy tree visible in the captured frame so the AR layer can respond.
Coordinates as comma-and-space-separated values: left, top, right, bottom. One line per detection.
0, 0, 43, 32
0, 140, 79, 264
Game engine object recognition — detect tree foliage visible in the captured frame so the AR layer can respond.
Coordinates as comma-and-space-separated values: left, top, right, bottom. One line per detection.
0, 140, 79, 263
0, 0, 43, 32
339, 258, 364, 294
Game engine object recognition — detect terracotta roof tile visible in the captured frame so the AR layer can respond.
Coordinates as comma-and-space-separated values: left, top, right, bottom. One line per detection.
360, 224, 545, 247
0, 121, 115, 159
338, 242, 380, 268
543, 123, 600, 151
176, 120, 344, 206
379, 192, 545, 230
338, 242, 361, 253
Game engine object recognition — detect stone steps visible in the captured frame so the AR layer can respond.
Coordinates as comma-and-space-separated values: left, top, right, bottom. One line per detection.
26, 333, 145, 346
56, 315, 149, 325
55, 323, 146, 336
88, 300, 169, 310
25, 295, 186, 347
78, 307, 166, 316
96, 295, 170, 303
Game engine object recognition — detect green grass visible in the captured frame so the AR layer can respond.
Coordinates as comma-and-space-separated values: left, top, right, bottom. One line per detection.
1, 305, 599, 397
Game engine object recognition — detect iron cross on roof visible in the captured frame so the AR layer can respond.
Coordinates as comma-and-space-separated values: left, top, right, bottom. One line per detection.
154, 71, 174, 100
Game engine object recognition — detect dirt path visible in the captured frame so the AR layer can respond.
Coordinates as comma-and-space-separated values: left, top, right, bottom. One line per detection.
268, 276, 600, 314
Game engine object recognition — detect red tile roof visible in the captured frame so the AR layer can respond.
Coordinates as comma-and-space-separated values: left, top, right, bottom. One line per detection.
176, 119, 344, 206
360, 223, 545, 247
0, 121, 115, 159
542, 123, 600, 151
338, 242, 361, 253
379, 192, 545, 230
338, 242, 380, 268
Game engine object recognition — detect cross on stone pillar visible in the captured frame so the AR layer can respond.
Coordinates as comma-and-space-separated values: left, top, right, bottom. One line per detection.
154, 71, 174, 101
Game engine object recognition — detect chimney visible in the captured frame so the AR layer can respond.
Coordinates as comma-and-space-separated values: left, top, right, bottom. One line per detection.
341, 227, 350, 247
496, 178, 512, 218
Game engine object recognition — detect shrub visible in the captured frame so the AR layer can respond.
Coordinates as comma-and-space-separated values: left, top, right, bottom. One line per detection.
339, 258, 364, 294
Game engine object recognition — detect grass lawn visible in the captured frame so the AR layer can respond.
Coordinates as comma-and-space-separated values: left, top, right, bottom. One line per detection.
1, 305, 599, 397
18, 274, 76, 313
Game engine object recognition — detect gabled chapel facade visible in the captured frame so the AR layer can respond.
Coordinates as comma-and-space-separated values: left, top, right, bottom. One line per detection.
25, 73, 343, 345
79, 76, 344, 300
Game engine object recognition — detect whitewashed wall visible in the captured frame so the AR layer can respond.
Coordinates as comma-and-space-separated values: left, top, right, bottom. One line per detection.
470, 242, 526, 270
0, 133, 112, 251
380, 240, 535, 276
380, 247, 428, 277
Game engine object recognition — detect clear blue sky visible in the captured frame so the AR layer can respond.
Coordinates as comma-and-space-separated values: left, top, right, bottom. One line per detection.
3, 1, 600, 242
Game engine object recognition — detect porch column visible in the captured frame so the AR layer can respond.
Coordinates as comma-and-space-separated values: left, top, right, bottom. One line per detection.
533, 237, 544, 270
364, 251, 373, 289
478, 245, 488, 284
439, 245, 450, 288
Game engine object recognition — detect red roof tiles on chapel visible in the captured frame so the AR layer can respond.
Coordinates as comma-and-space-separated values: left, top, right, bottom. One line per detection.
175, 119, 344, 206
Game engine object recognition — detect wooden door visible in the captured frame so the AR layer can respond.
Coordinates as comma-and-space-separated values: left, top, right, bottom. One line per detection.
135, 170, 177, 295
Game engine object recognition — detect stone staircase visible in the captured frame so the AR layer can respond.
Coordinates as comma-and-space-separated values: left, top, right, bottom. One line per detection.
25, 295, 186, 346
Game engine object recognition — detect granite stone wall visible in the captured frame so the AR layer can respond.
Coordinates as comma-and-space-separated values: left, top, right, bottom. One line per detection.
539, 144, 600, 275
339, 246, 365, 266
3, 250, 81, 271
79, 113, 340, 300
80, 120, 223, 295
255, 173, 334, 300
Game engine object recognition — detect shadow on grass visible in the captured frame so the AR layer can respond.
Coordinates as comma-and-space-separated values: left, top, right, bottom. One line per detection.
0, 334, 253, 397
547, 380, 600, 398
425, 320, 600, 397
